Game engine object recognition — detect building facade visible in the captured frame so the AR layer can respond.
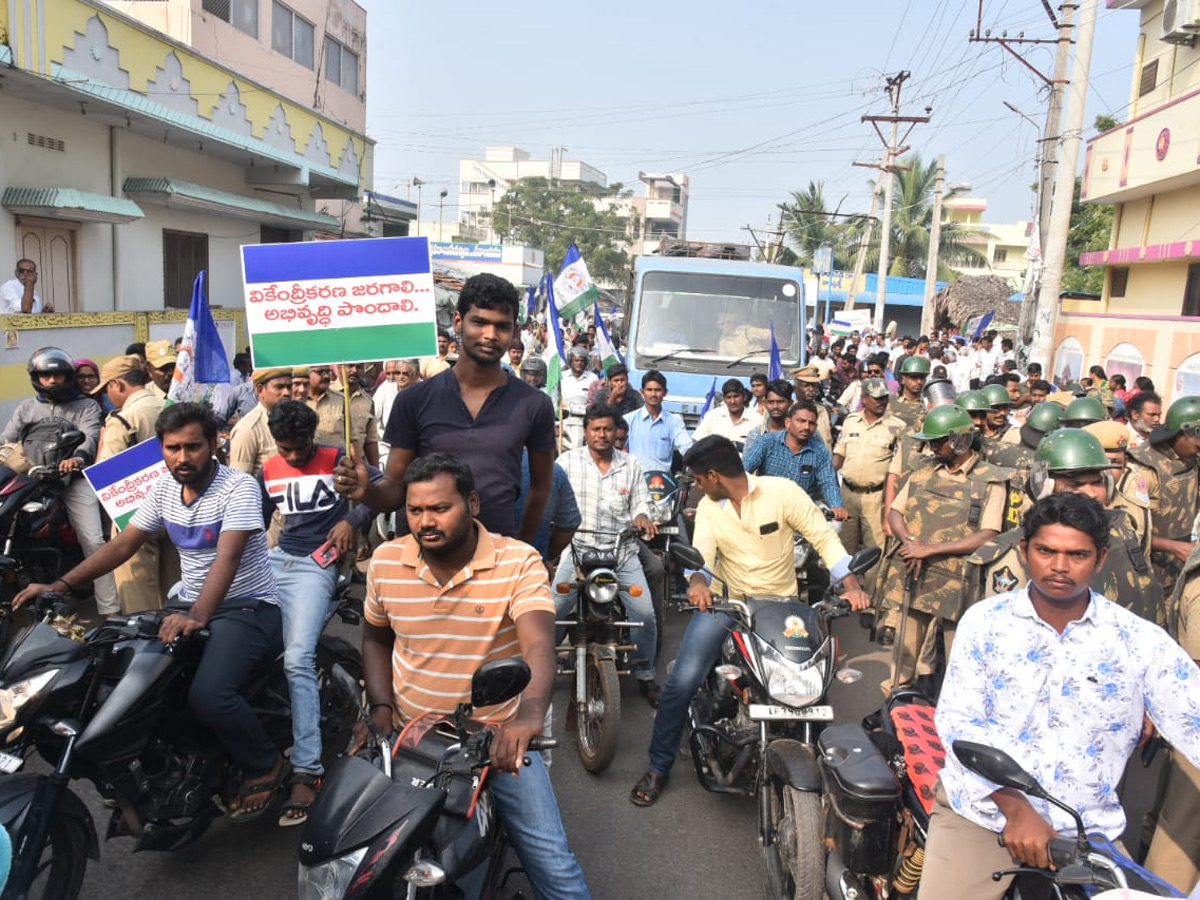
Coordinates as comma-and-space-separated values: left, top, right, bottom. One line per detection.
1070, 0, 1200, 397
942, 193, 1033, 290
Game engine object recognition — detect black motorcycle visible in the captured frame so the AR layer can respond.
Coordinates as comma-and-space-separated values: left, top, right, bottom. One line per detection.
820, 695, 1185, 899
0, 589, 362, 900
555, 526, 649, 773
0, 430, 87, 609
642, 469, 692, 615
669, 542, 880, 900
298, 657, 554, 899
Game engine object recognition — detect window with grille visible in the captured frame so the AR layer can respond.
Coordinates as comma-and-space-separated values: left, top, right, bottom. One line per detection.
202, 0, 258, 38
163, 230, 209, 310
1139, 60, 1158, 98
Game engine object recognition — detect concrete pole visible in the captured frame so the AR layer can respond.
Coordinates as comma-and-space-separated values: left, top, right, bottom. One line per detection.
873, 116, 900, 331
921, 155, 946, 336
1029, 0, 1097, 371
1039, 1, 1077, 248
844, 182, 882, 311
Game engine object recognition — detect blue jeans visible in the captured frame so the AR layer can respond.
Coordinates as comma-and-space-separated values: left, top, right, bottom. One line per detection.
553, 551, 657, 680
489, 753, 590, 899
269, 547, 339, 775
647, 609, 735, 777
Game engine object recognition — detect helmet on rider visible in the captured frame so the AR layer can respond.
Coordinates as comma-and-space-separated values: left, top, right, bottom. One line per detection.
1059, 396, 1108, 428
519, 356, 548, 389
912, 403, 975, 456
28, 347, 77, 402
981, 382, 1013, 410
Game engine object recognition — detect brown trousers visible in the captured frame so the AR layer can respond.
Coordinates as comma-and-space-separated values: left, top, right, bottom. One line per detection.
1145, 750, 1200, 894
112, 526, 180, 614
918, 782, 1017, 900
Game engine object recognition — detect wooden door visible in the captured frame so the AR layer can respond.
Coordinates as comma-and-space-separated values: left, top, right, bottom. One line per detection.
17, 222, 76, 312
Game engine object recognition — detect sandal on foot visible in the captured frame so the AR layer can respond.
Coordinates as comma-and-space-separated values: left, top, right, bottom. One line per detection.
278, 772, 321, 828
228, 757, 289, 824
630, 771, 668, 807
638, 680, 662, 708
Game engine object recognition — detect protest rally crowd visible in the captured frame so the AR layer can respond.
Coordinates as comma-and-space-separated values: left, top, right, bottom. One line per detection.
7, 255, 1200, 900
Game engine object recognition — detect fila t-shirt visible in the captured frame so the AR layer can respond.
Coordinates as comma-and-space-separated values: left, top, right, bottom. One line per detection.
259, 444, 356, 557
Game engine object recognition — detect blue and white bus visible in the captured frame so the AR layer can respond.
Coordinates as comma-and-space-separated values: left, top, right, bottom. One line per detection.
624, 255, 806, 426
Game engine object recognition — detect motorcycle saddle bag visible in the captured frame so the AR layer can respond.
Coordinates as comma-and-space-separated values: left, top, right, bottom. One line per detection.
391, 717, 482, 819
818, 723, 902, 876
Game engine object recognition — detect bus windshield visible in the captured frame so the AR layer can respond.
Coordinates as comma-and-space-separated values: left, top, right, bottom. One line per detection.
633, 271, 800, 365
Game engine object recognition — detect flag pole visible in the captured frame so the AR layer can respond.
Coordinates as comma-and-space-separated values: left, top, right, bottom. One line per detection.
340, 365, 353, 455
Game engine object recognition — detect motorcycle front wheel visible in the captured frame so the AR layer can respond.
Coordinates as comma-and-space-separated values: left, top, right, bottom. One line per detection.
2, 813, 90, 900
576, 655, 620, 773
761, 780, 824, 900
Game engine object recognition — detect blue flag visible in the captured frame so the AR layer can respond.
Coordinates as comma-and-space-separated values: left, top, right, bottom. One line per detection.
768, 322, 782, 381
971, 311, 996, 340
544, 272, 567, 397
525, 283, 537, 322
699, 377, 718, 417
593, 301, 623, 369
169, 270, 229, 403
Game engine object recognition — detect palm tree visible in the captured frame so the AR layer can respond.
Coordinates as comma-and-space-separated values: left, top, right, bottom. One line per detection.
865, 153, 988, 280
776, 181, 860, 269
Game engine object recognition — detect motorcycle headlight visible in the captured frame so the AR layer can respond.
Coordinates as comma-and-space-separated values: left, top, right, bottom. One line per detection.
298, 847, 367, 900
0, 669, 58, 729
585, 571, 619, 606
792, 543, 811, 571
649, 499, 671, 523
757, 642, 827, 708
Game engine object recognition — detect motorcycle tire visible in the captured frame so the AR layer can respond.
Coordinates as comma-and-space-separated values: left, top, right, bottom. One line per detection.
575, 655, 620, 774
316, 637, 364, 764
2, 811, 90, 900
760, 781, 824, 900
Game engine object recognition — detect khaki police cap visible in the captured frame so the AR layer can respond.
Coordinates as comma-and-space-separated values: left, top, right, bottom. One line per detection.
91, 354, 143, 395
145, 340, 178, 368
792, 365, 823, 383
252, 367, 292, 386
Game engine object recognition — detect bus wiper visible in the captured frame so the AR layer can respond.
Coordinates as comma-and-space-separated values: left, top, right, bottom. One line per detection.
725, 349, 773, 368
650, 347, 715, 364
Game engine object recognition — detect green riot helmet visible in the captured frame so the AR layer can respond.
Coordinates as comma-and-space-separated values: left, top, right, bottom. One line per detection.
1150, 395, 1200, 444
1034, 428, 1110, 472
912, 404, 975, 455
898, 356, 932, 376
1060, 395, 1108, 428
957, 390, 991, 413
982, 382, 1013, 410
1019, 401, 1064, 448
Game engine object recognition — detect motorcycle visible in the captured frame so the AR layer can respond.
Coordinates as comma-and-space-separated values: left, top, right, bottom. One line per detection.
0, 587, 363, 900
298, 657, 554, 899
555, 526, 647, 773
821, 694, 1185, 899
668, 541, 881, 900
0, 429, 87, 609
642, 469, 692, 621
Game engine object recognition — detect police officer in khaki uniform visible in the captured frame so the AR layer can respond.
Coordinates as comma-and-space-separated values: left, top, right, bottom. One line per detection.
833, 377, 905, 591
1123, 395, 1200, 600
307, 364, 380, 464
143, 340, 177, 399
963, 428, 1163, 625
228, 367, 292, 476
878, 404, 1014, 695
92, 355, 179, 613
891, 355, 930, 430
792, 365, 833, 449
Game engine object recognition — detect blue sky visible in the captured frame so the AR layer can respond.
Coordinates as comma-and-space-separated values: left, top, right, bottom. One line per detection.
359, 1, 1136, 244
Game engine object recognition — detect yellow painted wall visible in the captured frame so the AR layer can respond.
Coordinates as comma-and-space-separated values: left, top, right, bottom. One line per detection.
1121, 262, 1190, 317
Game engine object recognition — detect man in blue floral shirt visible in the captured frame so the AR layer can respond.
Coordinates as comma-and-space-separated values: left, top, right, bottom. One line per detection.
922, 493, 1200, 900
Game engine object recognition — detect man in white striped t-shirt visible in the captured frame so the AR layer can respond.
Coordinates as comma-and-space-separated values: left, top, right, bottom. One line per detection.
16, 403, 286, 823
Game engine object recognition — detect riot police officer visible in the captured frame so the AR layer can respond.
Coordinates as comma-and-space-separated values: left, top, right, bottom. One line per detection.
891, 355, 930, 429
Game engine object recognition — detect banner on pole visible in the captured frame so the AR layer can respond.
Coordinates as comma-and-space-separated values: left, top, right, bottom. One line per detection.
241, 237, 439, 367
84, 439, 169, 531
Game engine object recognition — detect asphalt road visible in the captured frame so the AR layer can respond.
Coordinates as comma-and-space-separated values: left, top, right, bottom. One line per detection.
61, 602, 1164, 899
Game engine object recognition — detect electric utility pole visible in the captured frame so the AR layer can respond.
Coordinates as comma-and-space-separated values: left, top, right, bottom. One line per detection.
857, 72, 929, 331
921, 154, 946, 336
843, 182, 882, 312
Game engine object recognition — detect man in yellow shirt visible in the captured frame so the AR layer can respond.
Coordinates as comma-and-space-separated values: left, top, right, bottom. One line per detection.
629, 435, 869, 806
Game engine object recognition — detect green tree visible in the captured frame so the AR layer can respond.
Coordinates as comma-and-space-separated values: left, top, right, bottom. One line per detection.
867, 153, 988, 280
490, 177, 639, 284
776, 181, 860, 269
1061, 176, 1113, 295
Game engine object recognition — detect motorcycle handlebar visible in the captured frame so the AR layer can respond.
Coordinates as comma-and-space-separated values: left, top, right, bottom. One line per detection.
527, 737, 556, 752
1048, 837, 1082, 872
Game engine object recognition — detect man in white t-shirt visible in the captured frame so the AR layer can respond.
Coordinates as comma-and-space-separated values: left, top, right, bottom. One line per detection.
0, 258, 52, 314
14, 402, 287, 823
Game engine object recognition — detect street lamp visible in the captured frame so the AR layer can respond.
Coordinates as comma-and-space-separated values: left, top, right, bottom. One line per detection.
487, 178, 497, 243
411, 177, 424, 233
438, 189, 448, 240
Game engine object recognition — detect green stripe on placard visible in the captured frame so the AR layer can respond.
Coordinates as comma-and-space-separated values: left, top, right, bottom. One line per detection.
251, 323, 437, 367
114, 509, 137, 530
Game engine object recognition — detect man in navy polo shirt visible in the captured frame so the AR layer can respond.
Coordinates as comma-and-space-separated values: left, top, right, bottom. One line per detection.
334, 273, 556, 542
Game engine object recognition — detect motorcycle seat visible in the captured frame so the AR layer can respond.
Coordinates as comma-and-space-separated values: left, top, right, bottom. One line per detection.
0, 477, 39, 519
887, 702, 946, 816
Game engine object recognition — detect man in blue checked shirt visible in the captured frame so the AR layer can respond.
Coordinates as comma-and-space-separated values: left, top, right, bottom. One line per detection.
742, 400, 847, 520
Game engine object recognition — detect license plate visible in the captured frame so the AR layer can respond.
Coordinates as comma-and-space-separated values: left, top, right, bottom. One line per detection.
0, 751, 23, 774
657, 526, 679, 535
748, 703, 833, 721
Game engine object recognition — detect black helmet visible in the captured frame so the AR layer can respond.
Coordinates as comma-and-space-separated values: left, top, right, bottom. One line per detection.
28, 347, 77, 402
520, 356, 548, 388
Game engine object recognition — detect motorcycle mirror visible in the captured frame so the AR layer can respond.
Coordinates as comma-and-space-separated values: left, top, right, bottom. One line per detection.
470, 657, 531, 709
848, 547, 882, 576
53, 430, 86, 455
669, 542, 706, 570
951, 741, 1047, 799
329, 663, 363, 711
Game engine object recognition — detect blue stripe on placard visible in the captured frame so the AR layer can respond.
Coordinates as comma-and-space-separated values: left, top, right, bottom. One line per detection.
84, 438, 165, 492
242, 237, 432, 284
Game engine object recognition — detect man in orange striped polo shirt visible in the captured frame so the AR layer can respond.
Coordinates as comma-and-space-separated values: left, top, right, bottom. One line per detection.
362, 452, 590, 898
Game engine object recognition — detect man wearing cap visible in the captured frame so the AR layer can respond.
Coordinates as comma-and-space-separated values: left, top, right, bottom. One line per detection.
144, 340, 177, 399
290, 367, 310, 402
833, 378, 905, 590
892, 356, 930, 429
694, 378, 761, 450
228, 367, 293, 477
93, 355, 178, 613
1123, 396, 1200, 599
793, 365, 832, 449
306, 365, 379, 467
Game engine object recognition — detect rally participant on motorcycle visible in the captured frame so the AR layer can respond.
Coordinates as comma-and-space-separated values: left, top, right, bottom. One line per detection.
554, 403, 661, 704
693, 378, 761, 450
629, 435, 869, 806
14, 402, 287, 821
742, 400, 846, 518
560, 346, 598, 443
260, 400, 379, 826
360, 452, 589, 898
0, 347, 118, 613
924, 493, 1200, 900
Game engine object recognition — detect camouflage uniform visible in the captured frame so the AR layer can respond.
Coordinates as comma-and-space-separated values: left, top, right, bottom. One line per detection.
878, 451, 1014, 694
890, 396, 924, 431
1124, 440, 1199, 599
981, 431, 1034, 495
